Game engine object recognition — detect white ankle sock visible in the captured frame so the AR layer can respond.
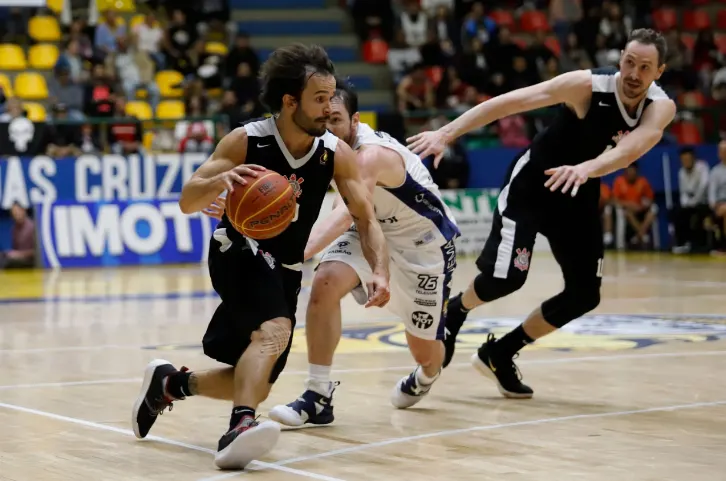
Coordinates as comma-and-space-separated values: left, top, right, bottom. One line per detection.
415, 367, 440, 386
307, 364, 332, 396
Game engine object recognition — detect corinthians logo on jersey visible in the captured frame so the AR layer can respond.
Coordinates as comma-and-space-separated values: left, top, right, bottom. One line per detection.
285, 174, 304, 198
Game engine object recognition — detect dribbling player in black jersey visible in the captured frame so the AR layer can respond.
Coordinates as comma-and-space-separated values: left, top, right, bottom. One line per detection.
407, 29, 676, 399
131, 44, 390, 470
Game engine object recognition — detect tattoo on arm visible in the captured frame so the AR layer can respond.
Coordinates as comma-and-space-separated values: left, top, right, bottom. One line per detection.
188, 373, 199, 396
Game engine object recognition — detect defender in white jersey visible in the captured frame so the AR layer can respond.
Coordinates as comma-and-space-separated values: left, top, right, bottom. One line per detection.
268, 79, 460, 427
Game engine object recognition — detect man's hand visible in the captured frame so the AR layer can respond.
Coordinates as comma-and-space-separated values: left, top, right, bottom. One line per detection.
366, 272, 390, 308
407, 129, 451, 168
202, 195, 226, 221
213, 164, 267, 192
544, 162, 594, 196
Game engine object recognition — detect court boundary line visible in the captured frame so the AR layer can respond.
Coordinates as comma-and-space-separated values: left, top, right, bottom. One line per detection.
196, 399, 726, 481
0, 401, 345, 481
1, 349, 726, 391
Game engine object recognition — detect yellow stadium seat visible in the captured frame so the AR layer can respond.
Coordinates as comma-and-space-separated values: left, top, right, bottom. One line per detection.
126, 101, 153, 120
156, 100, 185, 120
23, 102, 47, 122
97, 0, 136, 12
155, 70, 184, 98
28, 16, 61, 42
0, 74, 14, 98
28, 44, 60, 70
205, 42, 228, 55
14, 73, 49, 100
0, 44, 27, 70
47, 0, 63, 13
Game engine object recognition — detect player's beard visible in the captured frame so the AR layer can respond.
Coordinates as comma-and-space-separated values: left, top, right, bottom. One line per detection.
293, 106, 328, 137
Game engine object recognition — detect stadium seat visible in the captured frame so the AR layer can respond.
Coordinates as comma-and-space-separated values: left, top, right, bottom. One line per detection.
0, 44, 27, 70
362, 38, 388, 64
28, 44, 60, 70
715, 33, 726, 55
672, 121, 703, 144
0, 74, 14, 97
14, 73, 48, 100
651, 8, 677, 31
678, 91, 706, 108
680, 33, 695, 51
126, 101, 153, 120
717, 10, 726, 30
130, 14, 160, 29
155, 70, 184, 98
425, 66, 444, 87
683, 10, 710, 31
156, 100, 185, 119
97, 0, 135, 12
23, 102, 47, 122
205, 42, 228, 55
520, 11, 549, 32
47, 0, 63, 13
544, 36, 561, 57
28, 16, 61, 42
489, 10, 515, 29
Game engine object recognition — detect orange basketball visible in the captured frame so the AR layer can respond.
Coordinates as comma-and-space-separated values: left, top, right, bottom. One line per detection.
225, 171, 296, 240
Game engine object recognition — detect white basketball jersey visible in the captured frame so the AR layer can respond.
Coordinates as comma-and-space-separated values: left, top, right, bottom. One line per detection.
352, 122, 460, 248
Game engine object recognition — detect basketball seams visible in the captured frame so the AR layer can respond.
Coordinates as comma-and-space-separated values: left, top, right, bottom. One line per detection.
229, 172, 277, 234
239, 185, 295, 237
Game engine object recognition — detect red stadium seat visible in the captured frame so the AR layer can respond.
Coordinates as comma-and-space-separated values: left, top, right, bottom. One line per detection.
678, 91, 706, 108
672, 121, 703, 144
512, 36, 528, 49
520, 10, 549, 32
425, 66, 444, 87
717, 10, 726, 30
544, 36, 561, 57
715, 33, 726, 54
651, 8, 677, 31
362, 38, 388, 64
680, 33, 695, 51
489, 10, 515, 29
683, 10, 710, 31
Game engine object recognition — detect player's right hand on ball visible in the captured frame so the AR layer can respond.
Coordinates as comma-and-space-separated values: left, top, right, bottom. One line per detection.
365, 274, 391, 308
216, 164, 267, 192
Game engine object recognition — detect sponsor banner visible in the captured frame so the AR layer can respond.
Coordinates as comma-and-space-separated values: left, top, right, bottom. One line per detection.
36, 199, 213, 268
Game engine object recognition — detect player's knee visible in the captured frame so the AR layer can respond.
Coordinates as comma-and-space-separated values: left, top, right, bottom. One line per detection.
542, 284, 600, 328
251, 318, 292, 357
309, 262, 355, 307
472, 271, 526, 303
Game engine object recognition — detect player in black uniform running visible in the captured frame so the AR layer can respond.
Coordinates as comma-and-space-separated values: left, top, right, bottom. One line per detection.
407, 29, 676, 399
131, 44, 390, 470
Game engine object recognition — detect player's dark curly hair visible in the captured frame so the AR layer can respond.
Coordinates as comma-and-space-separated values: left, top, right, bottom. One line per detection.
259, 44, 336, 114
627, 28, 667, 66
332, 76, 359, 117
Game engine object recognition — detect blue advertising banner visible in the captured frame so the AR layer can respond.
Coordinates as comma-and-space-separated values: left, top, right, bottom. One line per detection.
35, 199, 214, 268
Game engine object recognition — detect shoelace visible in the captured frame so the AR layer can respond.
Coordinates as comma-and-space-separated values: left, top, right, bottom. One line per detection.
149, 366, 189, 416
485, 334, 524, 382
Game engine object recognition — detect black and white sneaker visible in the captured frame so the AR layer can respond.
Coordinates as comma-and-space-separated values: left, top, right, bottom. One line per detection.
268, 382, 338, 428
214, 416, 281, 470
132, 359, 185, 439
390, 367, 438, 409
471, 333, 533, 399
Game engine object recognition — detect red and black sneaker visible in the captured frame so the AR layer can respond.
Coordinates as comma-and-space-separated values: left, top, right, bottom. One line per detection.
131, 359, 186, 439
214, 416, 281, 470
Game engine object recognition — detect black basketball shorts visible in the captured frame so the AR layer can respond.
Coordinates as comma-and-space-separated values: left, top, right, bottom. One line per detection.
476, 149, 605, 297
203, 236, 302, 383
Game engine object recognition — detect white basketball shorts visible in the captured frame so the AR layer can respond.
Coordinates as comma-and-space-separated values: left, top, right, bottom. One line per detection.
319, 230, 456, 341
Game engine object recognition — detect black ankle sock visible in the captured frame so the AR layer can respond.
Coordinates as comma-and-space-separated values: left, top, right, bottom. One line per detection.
165, 370, 193, 399
494, 324, 534, 358
229, 406, 255, 431
446, 293, 470, 334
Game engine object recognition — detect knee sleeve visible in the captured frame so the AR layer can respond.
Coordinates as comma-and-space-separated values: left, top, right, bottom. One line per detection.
541, 285, 601, 328
472, 271, 527, 303
253, 319, 292, 357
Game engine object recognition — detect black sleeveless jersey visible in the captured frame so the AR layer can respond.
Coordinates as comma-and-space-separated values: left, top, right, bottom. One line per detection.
219, 117, 338, 266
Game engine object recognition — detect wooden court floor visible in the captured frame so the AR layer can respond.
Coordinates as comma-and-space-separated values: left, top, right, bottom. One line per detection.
1, 252, 725, 480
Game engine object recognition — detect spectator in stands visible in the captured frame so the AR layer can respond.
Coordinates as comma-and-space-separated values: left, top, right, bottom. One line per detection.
78, 123, 102, 154
196, 0, 235, 44
438, 66, 472, 112
496, 114, 529, 148
560, 32, 590, 72
56, 40, 86, 84
396, 63, 435, 115
84, 64, 117, 118
613, 162, 657, 248
164, 9, 197, 75
461, 2, 496, 51
507, 55, 538, 91
0, 99, 26, 122
67, 19, 94, 62
113, 36, 160, 108
387, 29, 422, 83
217, 90, 246, 130
487, 27, 521, 75
229, 62, 260, 117
48, 67, 85, 121
429, 5, 458, 49
133, 13, 165, 70
421, 0, 453, 15
399, 0, 428, 48
528, 31, 555, 74
2, 7, 30, 45
458, 37, 489, 91
179, 122, 213, 155
708, 141, 726, 255
0, 203, 35, 270
351, 0, 395, 43
46, 104, 82, 159
95, 9, 126, 58
672, 147, 711, 253
599, 2, 630, 50
108, 97, 142, 155
592, 33, 614, 68
549, 0, 583, 48
225, 33, 260, 80
600, 183, 614, 248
